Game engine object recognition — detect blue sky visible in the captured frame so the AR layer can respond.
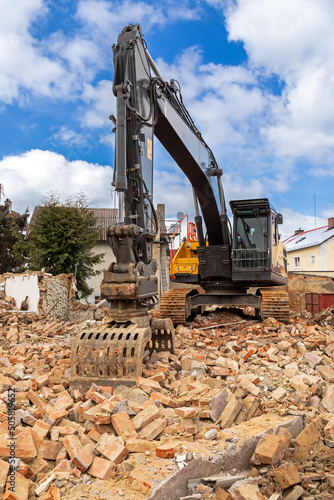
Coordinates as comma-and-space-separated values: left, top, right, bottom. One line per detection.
1, 0, 334, 239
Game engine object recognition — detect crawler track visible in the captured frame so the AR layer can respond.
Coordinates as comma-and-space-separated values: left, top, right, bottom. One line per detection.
160, 288, 193, 325
259, 287, 290, 323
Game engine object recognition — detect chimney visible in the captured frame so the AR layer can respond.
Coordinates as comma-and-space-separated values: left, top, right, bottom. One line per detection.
5, 198, 12, 214
328, 218, 334, 230
294, 228, 303, 235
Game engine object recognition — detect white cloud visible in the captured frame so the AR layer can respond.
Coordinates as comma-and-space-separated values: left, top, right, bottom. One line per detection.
0, 0, 73, 104
80, 79, 113, 129
223, 0, 334, 163
156, 47, 268, 151
46, 33, 103, 82
1, 149, 113, 214
76, 0, 202, 40
280, 208, 327, 241
321, 208, 334, 219
49, 126, 87, 146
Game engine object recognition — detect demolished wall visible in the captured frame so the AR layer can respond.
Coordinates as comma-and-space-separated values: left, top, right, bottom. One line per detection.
0, 271, 99, 321
287, 272, 334, 312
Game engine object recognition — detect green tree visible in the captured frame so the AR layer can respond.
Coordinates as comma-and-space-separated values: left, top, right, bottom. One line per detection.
0, 200, 29, 273
29, 193, 104, 299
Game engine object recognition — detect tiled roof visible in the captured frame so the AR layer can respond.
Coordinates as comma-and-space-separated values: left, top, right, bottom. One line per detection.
283, 225, 334, 252
26, 207, 118, 242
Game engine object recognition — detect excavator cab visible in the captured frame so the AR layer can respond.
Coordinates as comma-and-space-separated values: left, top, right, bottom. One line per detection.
230, 199, 287, 285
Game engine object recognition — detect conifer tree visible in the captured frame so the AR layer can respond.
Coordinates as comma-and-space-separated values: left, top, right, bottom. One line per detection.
0, 200, 29, 273
29, 193, 104, 299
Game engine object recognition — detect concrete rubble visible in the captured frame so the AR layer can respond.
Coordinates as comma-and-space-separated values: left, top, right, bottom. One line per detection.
0, 294, 334, 499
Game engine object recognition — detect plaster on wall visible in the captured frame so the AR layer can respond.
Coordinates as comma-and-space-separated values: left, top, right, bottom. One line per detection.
5, 273, 40, 312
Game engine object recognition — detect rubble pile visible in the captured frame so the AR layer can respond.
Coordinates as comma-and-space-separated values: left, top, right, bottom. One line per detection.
0, 305, 333, 500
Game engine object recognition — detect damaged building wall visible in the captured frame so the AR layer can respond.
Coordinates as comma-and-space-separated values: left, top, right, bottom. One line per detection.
2, 273, 40, 312
287, 272, 334, 311
0, 271, 76, 320
1, 271, 107, 321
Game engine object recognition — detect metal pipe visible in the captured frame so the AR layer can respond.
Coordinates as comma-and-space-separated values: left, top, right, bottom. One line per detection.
118, 192, 125, 223
217, 176, 226, 216
193, 188, 200, 217
145, 49, 162, 79
115, 85, 127, 192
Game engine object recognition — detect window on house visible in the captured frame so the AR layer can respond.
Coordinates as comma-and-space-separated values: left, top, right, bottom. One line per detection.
294, 256, 300, 269
311, 255, 315, 264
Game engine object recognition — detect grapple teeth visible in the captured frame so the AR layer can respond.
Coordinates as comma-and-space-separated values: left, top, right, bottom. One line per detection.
70, 322, 151, 391
70, 318, 175, 392
150, 318, 175, 354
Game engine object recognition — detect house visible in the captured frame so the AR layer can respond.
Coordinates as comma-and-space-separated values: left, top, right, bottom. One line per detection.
283, 218, 334, 277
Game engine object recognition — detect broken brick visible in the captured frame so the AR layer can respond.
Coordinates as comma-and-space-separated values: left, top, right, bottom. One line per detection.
73, 442, 96, 472
111, 411, 138, 440
4, 472, 29, 500
95, 434, 128, 464
273, 462, 301, 490
252, 433, 289, 465
131, 403, 161, 431
88, 456, 117, 479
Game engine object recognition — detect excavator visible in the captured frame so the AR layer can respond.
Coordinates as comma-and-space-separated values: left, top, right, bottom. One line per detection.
70, 24, 288, 390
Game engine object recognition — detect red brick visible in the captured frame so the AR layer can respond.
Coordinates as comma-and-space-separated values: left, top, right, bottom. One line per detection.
131, 404, 161, 431
36, 374, 49, 390
4, 472, 29, 500
88, 427, 103, 442
230, 483, 265, 500
31, 420, 51, 447
62, 435, 82, 460
90, 391, 107, 404
316, 364, 334, 382
175, 407, 197, 418
324, 416, 334, 442
43, 405, 68, 423
95, 434, 128, 464
99, 386, 114, 396
27, 455, 49, 477
78, 400, 93, 422
111, 412, 138, 440
26, 390, 43, 407
94, 414, 111, 425
148, 372, 166, 382
138, 418, 167, 440
52, 395, 73, 411
38, 440, 64, 461
73, 443, 96, 472
0, 458, 9, 494
136, 377, 163, 394
147, 392, 176, 408
15, 429, 38, 463
252, 433, 288, 465
274, 462, 301, 489
49, 485, 61, 500
293, 422, 321, 461
155, 442, 179, 458
88, 456, 117, 479
125, 439, 157, 453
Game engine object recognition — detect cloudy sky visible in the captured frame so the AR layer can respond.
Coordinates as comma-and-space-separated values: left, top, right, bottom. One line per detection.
1, 0, 333, 239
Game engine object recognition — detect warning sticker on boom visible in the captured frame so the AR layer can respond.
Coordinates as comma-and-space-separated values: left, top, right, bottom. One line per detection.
147, 138, 152, 160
